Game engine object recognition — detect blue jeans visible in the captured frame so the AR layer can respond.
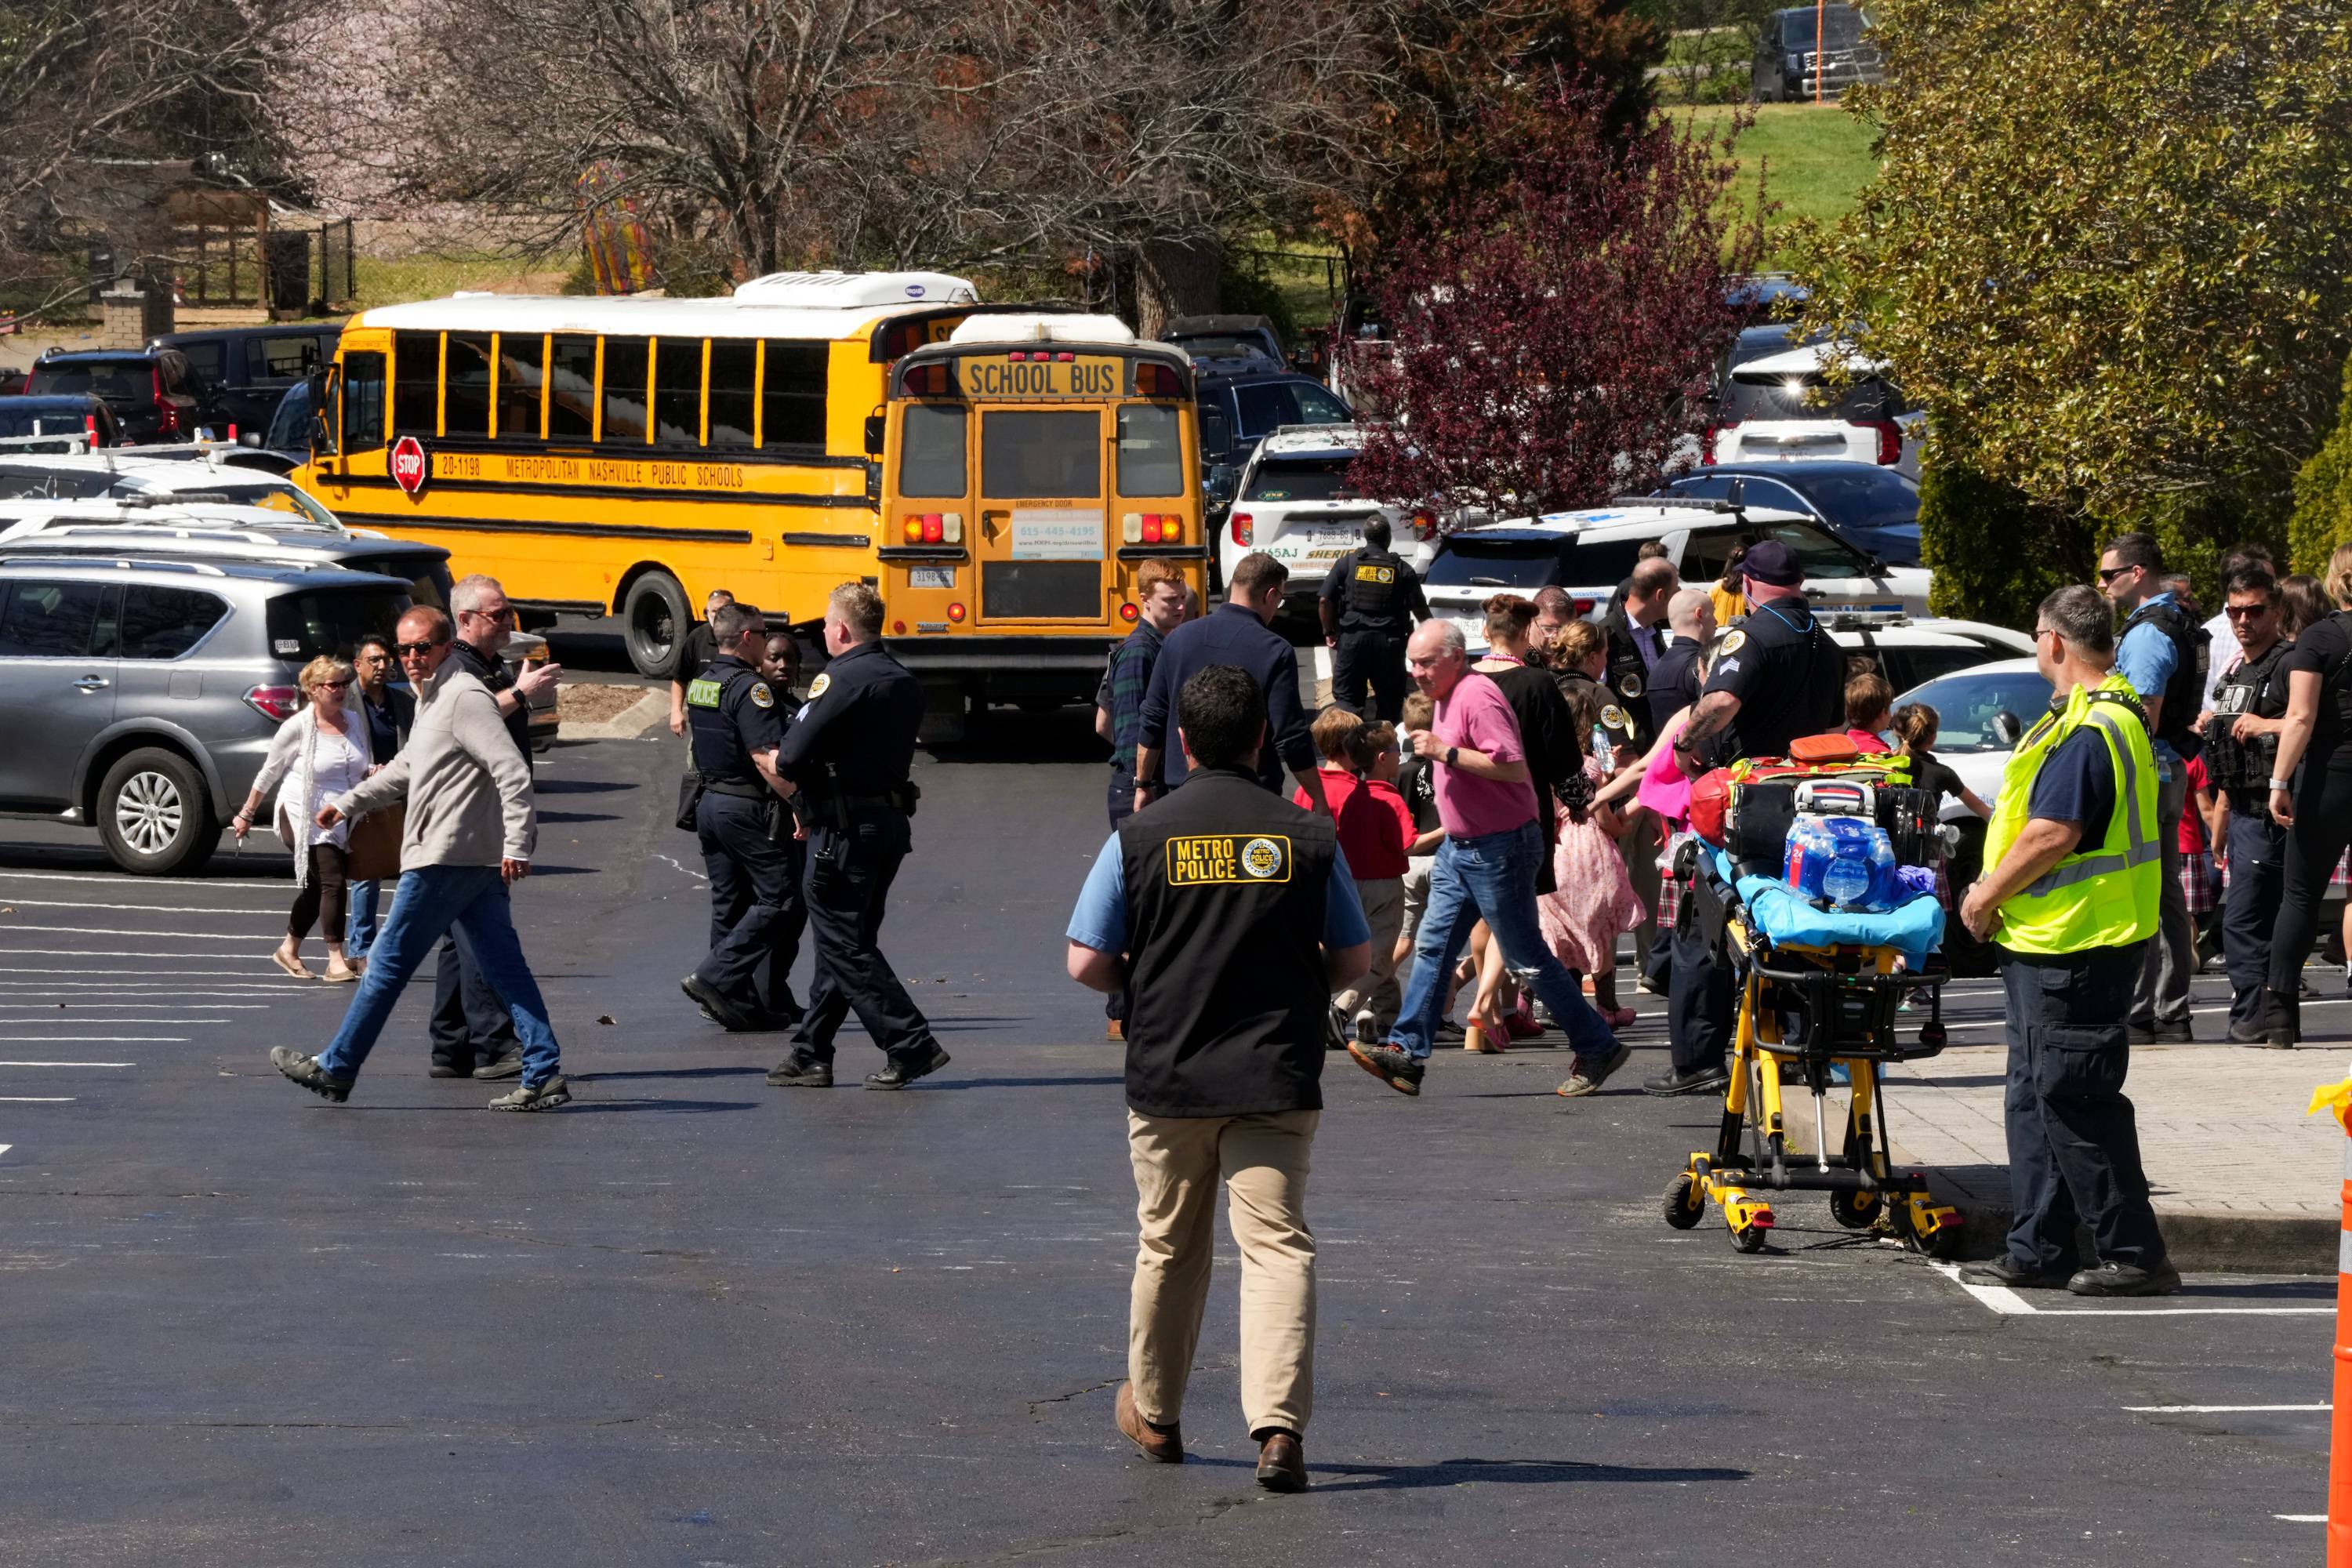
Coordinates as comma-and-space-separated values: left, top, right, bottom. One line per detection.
1387, 820, 1618, 1061
345, 878, 381, 959
317, 865, 561, 1088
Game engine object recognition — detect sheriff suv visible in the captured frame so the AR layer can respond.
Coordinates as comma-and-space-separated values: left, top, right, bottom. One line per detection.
1215, 424, 1407, 604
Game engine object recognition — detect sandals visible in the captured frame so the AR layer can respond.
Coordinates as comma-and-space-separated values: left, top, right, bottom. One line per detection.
270, 949, 313, 981
1462, 1013, 1505, 1054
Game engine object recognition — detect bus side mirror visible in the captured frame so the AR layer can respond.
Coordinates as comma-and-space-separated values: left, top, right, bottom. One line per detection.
305, 365, 339, 457
863, 414, 885, 457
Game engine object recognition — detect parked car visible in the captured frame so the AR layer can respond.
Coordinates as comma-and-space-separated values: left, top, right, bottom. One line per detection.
1216, 423, 1436, 607
0, 510, 559, 752
0, 368, 27, 397
0, 394, 122, 449
1893, 655, 2054, 972
1827, 612, 2036, 696
0, 554, 415, 873
1163, 314, 1288, 371
152, 323, 341, 437
1421, 499, 1932, 649
1708, 339, 1922, 474
1196, 364, 1353, 518
24, 349, 203, 443
1652, 461, 1922, 565
1753, 2, 1882, 102
0, 452, 345, 525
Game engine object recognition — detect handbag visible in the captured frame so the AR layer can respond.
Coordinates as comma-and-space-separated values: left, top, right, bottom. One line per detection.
346, 804, 405, 882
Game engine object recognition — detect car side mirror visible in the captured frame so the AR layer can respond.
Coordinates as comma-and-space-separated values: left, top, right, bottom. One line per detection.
862, 414, 886, 456
237, 430, 262, 448
1991, 710, 2024, 747
1865, 554, 1887, 575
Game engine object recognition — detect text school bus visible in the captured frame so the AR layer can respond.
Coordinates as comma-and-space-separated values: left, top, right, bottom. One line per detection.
289, 271, 1210, 729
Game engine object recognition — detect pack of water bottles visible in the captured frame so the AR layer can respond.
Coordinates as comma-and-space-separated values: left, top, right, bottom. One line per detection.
1687, 739, 1947, 914
1783, 815, 1900, 912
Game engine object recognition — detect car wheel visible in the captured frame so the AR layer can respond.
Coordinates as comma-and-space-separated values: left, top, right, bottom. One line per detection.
622, 570, 691, 680
96, 747, 217, 876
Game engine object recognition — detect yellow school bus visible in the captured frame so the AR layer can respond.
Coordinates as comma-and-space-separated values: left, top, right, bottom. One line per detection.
872, 314, 1209, 720
291, 270, 990, 677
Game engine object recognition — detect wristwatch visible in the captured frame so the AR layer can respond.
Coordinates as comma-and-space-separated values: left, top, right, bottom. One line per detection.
1445, 746, 1460, 767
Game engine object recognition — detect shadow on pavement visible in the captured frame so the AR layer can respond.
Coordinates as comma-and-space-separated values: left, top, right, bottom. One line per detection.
1178, 1457, 1752, 1490
921, 1076, 1125, 1091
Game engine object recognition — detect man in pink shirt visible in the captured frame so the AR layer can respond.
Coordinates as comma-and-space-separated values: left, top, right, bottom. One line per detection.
1346, 622, 1630, 1098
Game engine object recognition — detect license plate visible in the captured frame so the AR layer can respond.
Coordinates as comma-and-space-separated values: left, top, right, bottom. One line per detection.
1451, 614, 1486, 645
908, 566, 957, 590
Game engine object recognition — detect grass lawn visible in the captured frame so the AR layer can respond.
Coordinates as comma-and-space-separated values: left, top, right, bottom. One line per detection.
1679, 102, 1880, 268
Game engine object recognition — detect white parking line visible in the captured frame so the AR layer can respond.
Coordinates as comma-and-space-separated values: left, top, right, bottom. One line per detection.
0, 1036, 184, 1043
0, 967, 278, 976
0, 989, 291, 997
2128, 1403, 2328, 1413
1933, 1265, 2334, 1316
0, 870, 285, 891
0, 898, 291, 916
0, 1097, 74, 1102
0, 949, 289, 959
2277, 1515, 2328, 1523
0, 1002, 266, 1010
0, 927, 274, 941
0, 1060, 134, 1068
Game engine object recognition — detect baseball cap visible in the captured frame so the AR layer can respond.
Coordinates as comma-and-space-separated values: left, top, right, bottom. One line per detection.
1740, 539, 1804, 587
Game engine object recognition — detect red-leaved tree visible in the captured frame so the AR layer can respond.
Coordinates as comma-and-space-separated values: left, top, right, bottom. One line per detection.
1348, 82, 1766, 517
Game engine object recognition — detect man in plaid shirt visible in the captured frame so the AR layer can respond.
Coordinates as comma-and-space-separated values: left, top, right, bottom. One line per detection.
1092, 558, 1189, 1036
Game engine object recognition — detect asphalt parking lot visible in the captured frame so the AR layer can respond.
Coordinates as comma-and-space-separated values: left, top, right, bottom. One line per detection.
0, 711, 2336, 1565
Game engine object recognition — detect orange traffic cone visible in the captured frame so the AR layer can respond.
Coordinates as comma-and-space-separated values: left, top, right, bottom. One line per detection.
2308, 1078, 2352, 1565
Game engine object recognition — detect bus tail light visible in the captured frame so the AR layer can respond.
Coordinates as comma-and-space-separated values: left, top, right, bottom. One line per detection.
892, 619, 908, 634
947, 602, 966, 622
1142, 515, 1163, 544
905, 362, 953, 396
1134, 363, 1182, 397
922, 513, 943, 543
1121, 512, 1142, 545
941, 511, 963, 543
1230, 511, 1253, 546
1160, 516, 1181, 543
1120, 602, 1139, 622
244, 684, 301, 722
902, 517, 924, 543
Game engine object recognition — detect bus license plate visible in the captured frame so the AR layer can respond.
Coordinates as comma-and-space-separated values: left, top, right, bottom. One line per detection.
909, 566, 957, 590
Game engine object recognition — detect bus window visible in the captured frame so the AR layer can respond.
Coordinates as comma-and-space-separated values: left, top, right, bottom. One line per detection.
898, 405, 967, 497
496, 334, 544, 441
1116, 405, 1184, 497
445, 334, 492, 437
982, 410, 1101, 498
342, 351, 385, 451
653, 339, 703, 445
761, 342, 827, 451
392, 332, 439, 436
601, 336, 650, 445
549, 336, 596, 441
708, 341, 756, 448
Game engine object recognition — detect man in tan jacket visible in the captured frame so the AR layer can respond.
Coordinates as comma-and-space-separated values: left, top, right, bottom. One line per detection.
271, 606, 570, 1111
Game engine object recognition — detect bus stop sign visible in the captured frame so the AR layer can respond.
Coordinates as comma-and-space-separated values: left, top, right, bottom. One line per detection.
390, 436, 430, 496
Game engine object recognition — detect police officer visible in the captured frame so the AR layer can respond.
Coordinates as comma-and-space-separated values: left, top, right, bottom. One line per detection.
2263, 543, 2352, 1047
1599, 557, 1678, 751
1651, 538, 1843, 1098
764, 583, 952, 1091
2202, 568, 2292, 1043
1063, 663, 1370, 1493
1319, 517, 1428, 722
678, 600, 803, 1033
1957, 585, 2176, 1297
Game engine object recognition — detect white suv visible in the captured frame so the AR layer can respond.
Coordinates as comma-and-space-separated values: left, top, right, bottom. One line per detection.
1708, 339, 1923, 476
1422, 499, 1933, 649
1216, 425, 1406, 601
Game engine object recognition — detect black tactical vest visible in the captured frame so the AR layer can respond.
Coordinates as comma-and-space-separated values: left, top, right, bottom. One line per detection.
2122, 598, 2209, 760
685, 657, 763, 784
1344, 548, 1404, 619
2204, 639, 2289, 804
1116, 768, 1338, 1117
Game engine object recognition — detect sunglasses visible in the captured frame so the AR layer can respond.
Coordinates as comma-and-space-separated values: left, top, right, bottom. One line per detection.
2225, 602, 2274, 619
462, 606, 516, 623
2096, 564, 2136, 583
318, 679, 351, 691
394, 639, 445, 657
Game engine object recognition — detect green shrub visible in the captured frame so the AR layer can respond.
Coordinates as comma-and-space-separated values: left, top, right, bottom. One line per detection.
1917, 461, 2088, 626
2291, 354, 2352, 572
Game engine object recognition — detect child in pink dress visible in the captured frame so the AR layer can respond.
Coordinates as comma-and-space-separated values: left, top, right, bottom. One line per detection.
1538, 684, 1647, 1027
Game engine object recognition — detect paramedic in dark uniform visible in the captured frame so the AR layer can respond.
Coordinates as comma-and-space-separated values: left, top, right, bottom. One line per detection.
1065, 663, 1370, 1494
1652, 539, 1843, 1098
1319, 517, 1429, 722
677, 601, 803, 1033
2203, 568, 2292, 1042
430, 573, 561, 1079
764, 583, 952, 1091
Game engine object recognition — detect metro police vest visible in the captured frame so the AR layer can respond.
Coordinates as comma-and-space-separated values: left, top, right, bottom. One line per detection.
1984, 673, 2161, 956
1345, 548, 1404, 618
1116, 768, 1338, 1118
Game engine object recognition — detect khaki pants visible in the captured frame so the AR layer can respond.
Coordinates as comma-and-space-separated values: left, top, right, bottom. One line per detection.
1127, 1108, 1318, 1438
1333, 876, 1405, 1031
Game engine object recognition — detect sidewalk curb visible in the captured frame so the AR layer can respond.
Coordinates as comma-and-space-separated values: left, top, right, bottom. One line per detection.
1926, 1179, 2336, 1275
556, 690, 669, 741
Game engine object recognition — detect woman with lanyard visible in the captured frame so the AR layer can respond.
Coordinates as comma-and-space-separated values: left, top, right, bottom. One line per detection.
234, 655, 375, 982
2262, 543, 2352, 1045
1457, 594, 1588, 1051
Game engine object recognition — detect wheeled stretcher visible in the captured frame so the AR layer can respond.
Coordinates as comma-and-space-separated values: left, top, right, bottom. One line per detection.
1661, 848, 1965, 1257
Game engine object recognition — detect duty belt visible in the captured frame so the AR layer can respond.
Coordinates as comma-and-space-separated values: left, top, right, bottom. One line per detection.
703, 778, 770, 801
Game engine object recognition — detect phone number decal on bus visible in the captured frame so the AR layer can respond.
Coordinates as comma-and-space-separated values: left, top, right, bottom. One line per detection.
964, 358, 1122, 397
494, 456, 749, 490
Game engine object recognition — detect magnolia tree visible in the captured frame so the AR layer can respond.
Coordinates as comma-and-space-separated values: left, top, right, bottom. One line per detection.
1346, 83, 1762, 518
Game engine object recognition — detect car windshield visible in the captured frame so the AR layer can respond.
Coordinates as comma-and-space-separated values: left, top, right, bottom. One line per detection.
207, 485, 342, 531
1428, 539, 1563, 590
0, 405, 96, 444
33, 363, 154, 405
264, 588, 413, 664
343, 551, 451, 610
266, 381, 314, 451
1682, 522, 1867, 583
1722, 367, 1905, 423
1781, 5, 1864, 49
1232, 380, 1350, 440
1243, 457, 1360, 503
0, 463, 116, 500
1896, 667, 2056, 752
1871, 644, 2000, 696
1780, 466, 1918, 531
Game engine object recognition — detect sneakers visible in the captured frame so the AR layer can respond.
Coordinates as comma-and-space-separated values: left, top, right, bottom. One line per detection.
1957, 1255, 2072, 1290
1641, 1063, 1731, 1098
766, 1054, 834, 1088
866, 1042, 952, 1091
487, 1076, 571, 1112
1555, 1041, 1633, 1098
1346, 1041, 1425, 1096
270, 1047, 352, 1103
2067, 1258, 2183, 1297
473, 1054, 524, 1081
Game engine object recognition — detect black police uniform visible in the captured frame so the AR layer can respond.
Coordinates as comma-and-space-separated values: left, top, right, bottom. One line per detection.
1320, 545, 1428, 722
684, 653, 804, 1027
771, 639, 948, 1081
428, 637, 525, 1076
1600, 610, 1665, 751
1666, 593, 1844, 1083
1555, 668, 1639, 766
2206, 640, 2292, 1039
2267, 612, 2352, 1042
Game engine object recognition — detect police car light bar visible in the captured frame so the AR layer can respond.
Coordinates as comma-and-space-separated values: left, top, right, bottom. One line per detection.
1608, 494, 1747, 515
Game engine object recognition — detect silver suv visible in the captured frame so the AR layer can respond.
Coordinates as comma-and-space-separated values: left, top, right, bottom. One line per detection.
0, 556, 413, 873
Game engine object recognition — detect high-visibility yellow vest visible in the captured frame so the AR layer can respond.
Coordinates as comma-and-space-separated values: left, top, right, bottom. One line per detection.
1982, 672, 2161, 955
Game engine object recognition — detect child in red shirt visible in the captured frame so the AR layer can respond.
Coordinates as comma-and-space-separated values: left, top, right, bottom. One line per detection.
1294, 708, 1413, 1042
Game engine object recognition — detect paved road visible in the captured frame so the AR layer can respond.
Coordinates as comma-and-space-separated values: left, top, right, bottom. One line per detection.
0, 717, 2331, 1564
